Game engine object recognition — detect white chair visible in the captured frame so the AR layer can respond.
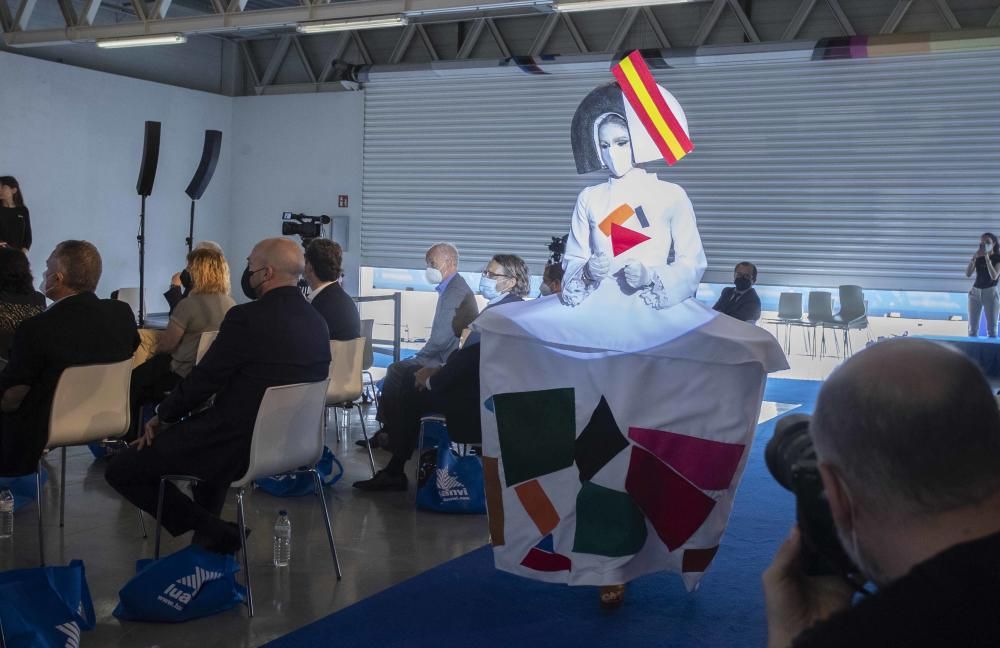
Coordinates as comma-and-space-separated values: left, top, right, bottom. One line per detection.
195, 330, 219, 365
327, 338, 375, 476
35, 358, 142, 565
153, 380, 340, 618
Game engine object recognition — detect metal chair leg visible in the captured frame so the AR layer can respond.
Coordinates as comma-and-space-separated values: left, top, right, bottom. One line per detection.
154, 478, 168, 560
137, 508, 148, 539
311, 469, 342, 580
59, 447, 66, 528
356, 403, 376, 477
236, 488, 254, 617
36, 467, 45, 567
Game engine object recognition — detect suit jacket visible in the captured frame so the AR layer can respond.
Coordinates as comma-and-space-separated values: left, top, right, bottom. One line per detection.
310, 282, 361, 341
427, 293, 522, 443
157, 286, 331, 465
414, 274, 476, 368
713, 287, 762, 323
0, 292, 140, 475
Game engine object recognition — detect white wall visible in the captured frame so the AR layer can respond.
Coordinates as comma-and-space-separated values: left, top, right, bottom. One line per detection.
228, 92, 364, 299
0, 50, 233, 313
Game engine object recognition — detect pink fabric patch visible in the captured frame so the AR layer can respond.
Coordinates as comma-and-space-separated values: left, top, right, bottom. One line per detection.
625, 447, 716, 551
628, 427, 745, 490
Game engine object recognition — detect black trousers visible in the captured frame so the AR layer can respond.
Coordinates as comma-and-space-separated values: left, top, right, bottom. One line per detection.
105, 414, 249, 537
129, 353, 181, 442
387, 382, 446, 465
375, 358, 424, 431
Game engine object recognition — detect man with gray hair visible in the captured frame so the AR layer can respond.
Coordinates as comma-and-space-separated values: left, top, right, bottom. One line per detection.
362, 242, 476, 450
107, 238, 331, 554
0, 240, 139, 475
763, 338, 1000, 647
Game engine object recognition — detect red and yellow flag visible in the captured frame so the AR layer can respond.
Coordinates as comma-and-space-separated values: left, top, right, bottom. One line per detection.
611, 51, 693, 166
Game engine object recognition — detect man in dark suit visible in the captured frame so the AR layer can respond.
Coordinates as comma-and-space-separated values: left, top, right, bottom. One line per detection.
304, 238, 360, 341
354, 254, 529, 491
0, 240, 139, 476
713, 261, 762, 323
106, 238, 331, 553
363, 243, 477, 450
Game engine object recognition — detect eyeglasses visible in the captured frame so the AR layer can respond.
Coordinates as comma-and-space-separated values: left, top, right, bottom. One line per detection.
482, 270, 511, 279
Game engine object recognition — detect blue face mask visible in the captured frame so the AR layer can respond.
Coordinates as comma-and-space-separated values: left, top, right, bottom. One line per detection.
479, 276, 500, 301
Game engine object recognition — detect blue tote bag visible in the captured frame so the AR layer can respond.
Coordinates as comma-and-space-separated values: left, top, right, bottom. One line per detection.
114, 545, 245, 623
254, 446, 344, 497
0, 560, 95, 648
416, 426, 486, 514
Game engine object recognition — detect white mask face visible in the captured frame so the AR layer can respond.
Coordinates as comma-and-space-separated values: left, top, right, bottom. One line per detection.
425, 267, 443, 285
598, 120, 634, 178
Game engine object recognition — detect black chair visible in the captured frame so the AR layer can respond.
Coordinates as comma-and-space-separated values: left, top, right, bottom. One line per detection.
823, 285, 873, 357
806, 291, 836, 358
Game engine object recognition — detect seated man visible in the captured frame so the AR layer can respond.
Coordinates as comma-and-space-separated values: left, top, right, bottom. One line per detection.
304, 238, 360, 341
764, 339, 1000, 647
0, 240, 139, 476
362, 242, 476, 449
540, 262, 565, 297
713, 261, 761, 323
106, 238, 331, 554
354, 254, 529, 491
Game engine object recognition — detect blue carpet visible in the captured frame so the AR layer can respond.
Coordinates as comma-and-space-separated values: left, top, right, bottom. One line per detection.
267, 378, 822, 648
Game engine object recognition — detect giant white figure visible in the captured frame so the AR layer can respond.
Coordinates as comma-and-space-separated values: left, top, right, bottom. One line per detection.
473, 66, 787, 600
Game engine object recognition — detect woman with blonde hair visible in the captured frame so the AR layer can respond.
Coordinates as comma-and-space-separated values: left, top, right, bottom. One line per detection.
129, 248, 235, 438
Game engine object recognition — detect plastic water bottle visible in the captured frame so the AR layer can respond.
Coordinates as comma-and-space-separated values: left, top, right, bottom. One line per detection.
0, 489, 13, 539
273, 511, 291, 567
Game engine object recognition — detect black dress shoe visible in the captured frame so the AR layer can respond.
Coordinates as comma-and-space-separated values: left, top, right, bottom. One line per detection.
355, 431, 388, 450
352, 469, 408, 492
193, 521, 252, 555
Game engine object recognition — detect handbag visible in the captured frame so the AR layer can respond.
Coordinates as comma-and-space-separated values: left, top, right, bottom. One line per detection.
254, 446, 343, 497
415, 423, 486, 514
0, 560, 95, 647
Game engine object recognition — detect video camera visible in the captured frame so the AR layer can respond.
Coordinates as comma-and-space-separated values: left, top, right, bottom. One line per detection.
765, 414, 865, 588
281, 212, 331, 245
547, 235, 568, 265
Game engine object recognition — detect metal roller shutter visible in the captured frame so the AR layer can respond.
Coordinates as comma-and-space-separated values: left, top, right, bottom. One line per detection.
362, 47, 1000, 292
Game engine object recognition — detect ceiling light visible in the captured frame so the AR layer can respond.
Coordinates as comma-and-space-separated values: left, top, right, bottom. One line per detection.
405, 0, 552, 18
96, 33, 187, 48
297, 15, 407, 34
554, 0, 701, 12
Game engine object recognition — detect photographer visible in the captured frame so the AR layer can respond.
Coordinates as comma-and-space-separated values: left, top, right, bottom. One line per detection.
763, 339, 1000, 647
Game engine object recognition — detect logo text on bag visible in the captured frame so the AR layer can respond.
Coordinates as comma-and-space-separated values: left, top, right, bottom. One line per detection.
157, 566, 223, 612
436, 469, 469, 501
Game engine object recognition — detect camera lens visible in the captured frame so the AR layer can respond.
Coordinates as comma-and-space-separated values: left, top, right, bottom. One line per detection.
764, 414, 816, 491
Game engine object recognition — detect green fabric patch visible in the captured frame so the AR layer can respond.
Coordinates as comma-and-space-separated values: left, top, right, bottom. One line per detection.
572, 481, 647, 557
493, 388, 576, 487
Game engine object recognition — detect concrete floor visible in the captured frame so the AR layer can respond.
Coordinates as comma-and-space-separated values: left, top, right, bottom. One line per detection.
0, 406, 488, 647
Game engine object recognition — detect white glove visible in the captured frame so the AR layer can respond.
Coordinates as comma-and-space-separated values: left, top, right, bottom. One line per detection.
585, 253, 610, 282
624, 261, 651, 289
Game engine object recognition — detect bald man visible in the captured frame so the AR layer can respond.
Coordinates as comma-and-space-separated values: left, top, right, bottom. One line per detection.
764, 339, 1000, 647
107, 238, 332, 554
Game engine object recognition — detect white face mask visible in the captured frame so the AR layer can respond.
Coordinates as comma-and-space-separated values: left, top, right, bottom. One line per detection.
479, 276, 501, 301
601, 143, 634, 178
425, 267, 443, 285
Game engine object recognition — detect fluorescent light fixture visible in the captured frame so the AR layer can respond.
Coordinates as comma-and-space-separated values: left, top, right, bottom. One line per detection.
554, 0, 701, 12
297, 15, 407, 34
97, 33, 187, 48
405, 0, 552, 18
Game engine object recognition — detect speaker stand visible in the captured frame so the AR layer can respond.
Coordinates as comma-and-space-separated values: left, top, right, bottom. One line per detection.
186, 200, 196, 254
137, 195, 147, 328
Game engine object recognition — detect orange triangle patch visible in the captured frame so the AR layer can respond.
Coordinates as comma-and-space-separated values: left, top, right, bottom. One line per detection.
611, 222, 650, 257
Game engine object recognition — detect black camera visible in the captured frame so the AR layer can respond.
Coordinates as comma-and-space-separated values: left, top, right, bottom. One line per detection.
765, 414, 863, 584
281, 212, 331, 244
547, 235, 568, 265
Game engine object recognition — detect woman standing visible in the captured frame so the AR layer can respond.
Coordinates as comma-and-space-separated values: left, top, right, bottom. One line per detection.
965, 232, 1000, 337
0, 177, 31, 251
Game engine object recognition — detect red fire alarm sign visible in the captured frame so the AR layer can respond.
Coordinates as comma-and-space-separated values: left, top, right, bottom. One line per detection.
338, 195, 349, 208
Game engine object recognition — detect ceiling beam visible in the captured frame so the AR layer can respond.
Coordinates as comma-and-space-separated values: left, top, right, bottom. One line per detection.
485, 18, 510, 58
79, 0, 103, 27
228, 0, 250, 11
692, 0, 727, 46
727, 0, 760, 42
292, 36, 317, 83
826, 0, 856, 35
457, 18, 486, 58
209, 0, 225, 13
318, 33, 352, 82
415, 23, 439, 60
13, 0, 38, 32
0, 3, 11, 33
528, 13, 558, 56
238, 40, 260, 88
388, 23, 416, 63
930, 0, 960, 29
57, 0, 78, 27
990, 4, 1000, 27
259, 34, 293, 88
607, 7, 639, 53
351, 30, 372, 64
562, 13, 589, 52
640, 7, 670, 48
880, 0, 913, 34
781, 0, 816, 41
129, 0, 147, 22
151, 0, 173, 21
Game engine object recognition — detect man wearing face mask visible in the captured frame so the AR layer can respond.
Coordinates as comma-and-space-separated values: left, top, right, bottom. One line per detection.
539, 263, 564, 297
763, 339, 1000, 647
106, 238, 331, 554
361, 243, 476, 450
354, 254, 528, 491
712, 262, 761, 323
0, 240, 139, 475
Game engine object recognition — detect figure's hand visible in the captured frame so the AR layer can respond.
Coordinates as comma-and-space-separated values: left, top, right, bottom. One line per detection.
585, 253, 610, 282
133, 415, 167, 451
624, 261, 651, 289
762, 526, 854, 648
414, 366, 440, 390
171, 272, 183, 287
